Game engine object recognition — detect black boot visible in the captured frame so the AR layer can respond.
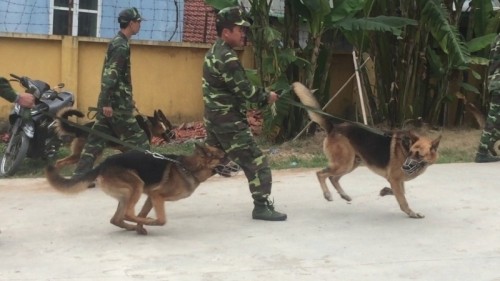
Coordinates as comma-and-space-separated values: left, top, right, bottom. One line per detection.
475, 150, 500, 163
72, 157, 95, 188
252, 195, 287, 221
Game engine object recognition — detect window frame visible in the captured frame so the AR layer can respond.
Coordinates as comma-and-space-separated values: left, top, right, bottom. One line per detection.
50, 0, 101, 37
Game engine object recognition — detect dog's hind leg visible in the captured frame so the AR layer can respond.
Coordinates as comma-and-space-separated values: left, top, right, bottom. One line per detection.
328, 176, 352, 202
389, 180, 424, 219
317, 168, 334, 201
318, 164, 353, 202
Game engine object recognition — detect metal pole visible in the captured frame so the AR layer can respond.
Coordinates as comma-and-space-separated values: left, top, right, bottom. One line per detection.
352, 50, 368, 125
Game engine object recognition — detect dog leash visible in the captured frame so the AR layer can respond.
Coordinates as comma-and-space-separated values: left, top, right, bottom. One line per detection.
42, 110, 182, 165
86, 106, 139, 119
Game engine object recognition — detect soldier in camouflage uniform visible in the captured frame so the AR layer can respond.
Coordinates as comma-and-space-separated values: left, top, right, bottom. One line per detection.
475, 34, 500, 163
202, 7, 287, 221
73, 7, 150, 176
0, 77, 35, 108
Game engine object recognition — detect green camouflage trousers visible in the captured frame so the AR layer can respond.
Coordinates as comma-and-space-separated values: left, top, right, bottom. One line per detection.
205, 127, 272, 196
478, 92, 500, 154
74, 113, 150, 175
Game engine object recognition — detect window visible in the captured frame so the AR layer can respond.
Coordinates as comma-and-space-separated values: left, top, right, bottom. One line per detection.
51, 0, 100, 37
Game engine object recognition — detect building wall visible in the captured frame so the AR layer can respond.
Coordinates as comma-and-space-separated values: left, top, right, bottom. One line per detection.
0, 33, 355, 126
0, 33, 255, 124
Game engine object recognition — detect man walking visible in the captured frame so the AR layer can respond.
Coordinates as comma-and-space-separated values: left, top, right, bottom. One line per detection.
202, 7, 287, 221
73, 7, 150, 176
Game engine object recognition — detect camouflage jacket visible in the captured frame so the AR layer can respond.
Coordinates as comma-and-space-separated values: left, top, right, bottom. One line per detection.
97, 31, 134, 112
202, 38, 269, 132
0, 77, 17, 103
488, 34, 500, 94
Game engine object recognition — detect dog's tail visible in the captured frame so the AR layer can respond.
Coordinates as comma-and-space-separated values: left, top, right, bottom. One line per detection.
54, 107, 86, 136
45, 165, 100, 194
292, 82, 332, 133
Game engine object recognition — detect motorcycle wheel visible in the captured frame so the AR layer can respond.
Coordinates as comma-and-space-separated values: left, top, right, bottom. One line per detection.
0, 131, 30, 177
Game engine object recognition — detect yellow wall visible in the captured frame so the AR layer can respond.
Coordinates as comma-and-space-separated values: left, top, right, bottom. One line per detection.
0, 35, 62, 115
0, 33, 355, 125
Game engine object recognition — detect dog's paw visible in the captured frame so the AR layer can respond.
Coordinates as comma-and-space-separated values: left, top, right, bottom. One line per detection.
323, 192, 333, 201
408, 212, 425, 219
136, 225, 148, 235
379, 187, 393, 196
340, 193, 352, 202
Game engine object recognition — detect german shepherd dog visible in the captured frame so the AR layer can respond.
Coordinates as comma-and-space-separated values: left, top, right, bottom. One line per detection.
292, 82, 441, 218
53, 107, 174, 169
45, 143, 225, 235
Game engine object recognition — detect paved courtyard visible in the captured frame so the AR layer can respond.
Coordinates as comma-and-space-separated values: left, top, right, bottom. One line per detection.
0, 163, 499, 281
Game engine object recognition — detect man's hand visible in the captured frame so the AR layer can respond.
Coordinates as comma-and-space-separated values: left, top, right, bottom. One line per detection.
267, 91, 279, 104
16, 93, 35, 108
102, 106, 113, 117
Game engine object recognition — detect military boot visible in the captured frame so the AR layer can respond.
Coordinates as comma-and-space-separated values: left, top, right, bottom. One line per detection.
72, 157, 96, 188
252, 195, 287, 221
475, 150, 500, 163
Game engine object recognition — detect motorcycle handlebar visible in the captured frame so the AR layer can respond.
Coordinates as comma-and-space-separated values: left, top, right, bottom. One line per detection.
9, 73, 22, 80
9, 73, 55, 100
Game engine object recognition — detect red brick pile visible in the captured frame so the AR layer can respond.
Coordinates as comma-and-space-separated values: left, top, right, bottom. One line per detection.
151, 110, 263, 145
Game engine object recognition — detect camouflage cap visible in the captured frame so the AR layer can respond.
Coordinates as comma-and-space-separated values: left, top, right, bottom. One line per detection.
118, 7, 143, 24
216, 7, 250, 27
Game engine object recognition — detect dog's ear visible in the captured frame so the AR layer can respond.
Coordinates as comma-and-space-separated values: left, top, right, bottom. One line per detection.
431, 135, 442, 151
136, 115, 152, 141
195, 143, 213, 157
147, 115, 156, 125
408, 131, 420, 143
157, 110, 174, 130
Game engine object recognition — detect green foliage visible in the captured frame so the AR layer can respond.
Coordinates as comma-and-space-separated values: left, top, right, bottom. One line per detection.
421, 0, 471, 67
299, 0, 331, 36
328, 0, 365, 23
205, 0, 497, 135
203, 0, 237, 10
335, 16, 417, 37
467, 33, 497, 53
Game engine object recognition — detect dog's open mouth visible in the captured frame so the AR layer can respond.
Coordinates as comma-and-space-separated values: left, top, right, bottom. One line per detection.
401, 157, 427, 176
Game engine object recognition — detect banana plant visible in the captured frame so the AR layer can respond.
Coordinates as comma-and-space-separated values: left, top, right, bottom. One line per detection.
204, 0, 237, 10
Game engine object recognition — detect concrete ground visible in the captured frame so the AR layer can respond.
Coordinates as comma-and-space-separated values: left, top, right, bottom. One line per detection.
0, 162, 499, 281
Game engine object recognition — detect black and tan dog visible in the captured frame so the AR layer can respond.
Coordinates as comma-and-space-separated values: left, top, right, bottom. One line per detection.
45, 143, 225, 235
53, 107, 174, 169
292, 82, 441, 218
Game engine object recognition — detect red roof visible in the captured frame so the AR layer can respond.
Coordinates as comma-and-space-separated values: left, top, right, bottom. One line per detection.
183, 0, 217, 43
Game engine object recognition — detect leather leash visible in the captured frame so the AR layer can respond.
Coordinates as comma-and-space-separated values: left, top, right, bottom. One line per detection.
41, 110, 182, 165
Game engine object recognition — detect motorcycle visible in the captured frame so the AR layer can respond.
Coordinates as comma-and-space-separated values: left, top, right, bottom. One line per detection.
0, 74, 75, 177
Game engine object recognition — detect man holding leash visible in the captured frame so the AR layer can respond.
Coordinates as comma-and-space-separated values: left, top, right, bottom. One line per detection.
202, 6, 287, 221
475, 34, 500, 163
73, 7, 150, 176
0, 77, 35, 108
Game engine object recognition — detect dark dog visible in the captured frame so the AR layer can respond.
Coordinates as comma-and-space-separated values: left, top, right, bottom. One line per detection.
53, 107, 174, 168
292, 82, 441, 218
45, 143, 225, 235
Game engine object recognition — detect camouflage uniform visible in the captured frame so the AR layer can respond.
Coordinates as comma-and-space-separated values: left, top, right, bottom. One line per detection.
203, 38, 272, 195
476, 34, 500, 162
74, 9, 149, 175
0, 77, 18, 103
203, 7, 286, 221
